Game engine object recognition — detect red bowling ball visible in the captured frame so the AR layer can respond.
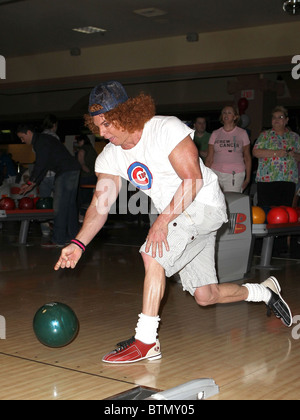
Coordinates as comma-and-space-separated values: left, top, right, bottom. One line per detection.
281, 206, 298, 223
267, 207, 289, 224
18, 197, 34, 210
0, 197, 15, 210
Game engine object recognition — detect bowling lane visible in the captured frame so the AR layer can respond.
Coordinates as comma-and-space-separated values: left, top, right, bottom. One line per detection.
0, 224, 150, 398
1, 220, 300, 399
0, 353, 134, 400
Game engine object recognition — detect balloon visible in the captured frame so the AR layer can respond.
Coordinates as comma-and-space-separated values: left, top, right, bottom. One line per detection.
240, 114, 250, 128
238, 97, 248, 114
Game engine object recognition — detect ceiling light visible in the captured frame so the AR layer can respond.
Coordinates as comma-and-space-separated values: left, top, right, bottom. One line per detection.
133, 8, 167, 18
283, 0, 300, 15
72, 26, 107, 34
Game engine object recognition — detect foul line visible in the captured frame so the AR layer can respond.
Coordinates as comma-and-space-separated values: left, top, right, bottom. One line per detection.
0, 351, 136, 386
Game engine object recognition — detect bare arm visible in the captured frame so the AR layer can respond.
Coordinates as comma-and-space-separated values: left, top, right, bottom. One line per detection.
54, 173, 121, 270
77, 173, 121, 246
253, 148, 288, 159
145, 136, 203, 258
205, 144, 214, 168
253, 146, 300, 162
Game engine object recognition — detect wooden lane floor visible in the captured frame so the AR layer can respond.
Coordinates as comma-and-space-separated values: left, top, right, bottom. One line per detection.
0, 220, 300, 400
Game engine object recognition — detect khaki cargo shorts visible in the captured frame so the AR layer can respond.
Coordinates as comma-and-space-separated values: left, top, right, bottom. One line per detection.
140, 201, 227, 296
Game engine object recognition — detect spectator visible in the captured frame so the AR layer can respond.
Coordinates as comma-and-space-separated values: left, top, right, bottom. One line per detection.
253, 106, 300, 207
16, 124, 80, 247
193, 116, 211, 162
76, 134, 98, 220
0, 149, 17, 185
39, 114, 60, 235
206, 105, 251, 193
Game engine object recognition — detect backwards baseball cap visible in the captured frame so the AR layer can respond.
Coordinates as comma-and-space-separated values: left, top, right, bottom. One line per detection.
88, 81, 129, 117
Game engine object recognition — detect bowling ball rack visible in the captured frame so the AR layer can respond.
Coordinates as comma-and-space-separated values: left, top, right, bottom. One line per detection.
0, 209, 54, 245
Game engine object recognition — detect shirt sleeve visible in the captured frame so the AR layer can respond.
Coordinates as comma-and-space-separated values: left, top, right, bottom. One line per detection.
253, 131, 267, 150
158, 117, 193, 156
292, 132, 300, 153
95, 144, 120, 176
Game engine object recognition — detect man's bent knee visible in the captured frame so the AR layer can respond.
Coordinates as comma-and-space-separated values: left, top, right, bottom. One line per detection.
141, 251, 165, 274
194, 284, 219, 306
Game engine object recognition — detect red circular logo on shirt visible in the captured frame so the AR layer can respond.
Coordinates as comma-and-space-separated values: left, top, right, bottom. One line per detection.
127, 162, 153, 190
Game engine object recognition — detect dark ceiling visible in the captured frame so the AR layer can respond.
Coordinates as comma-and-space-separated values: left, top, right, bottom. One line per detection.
0, 0, 299, 58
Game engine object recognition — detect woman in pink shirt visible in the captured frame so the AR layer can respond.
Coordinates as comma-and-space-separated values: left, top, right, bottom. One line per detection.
206, 105, 252, 193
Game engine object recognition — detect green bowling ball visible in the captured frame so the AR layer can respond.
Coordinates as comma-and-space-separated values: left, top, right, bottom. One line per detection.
33, 302, 79, 348
35, 197, 53, 209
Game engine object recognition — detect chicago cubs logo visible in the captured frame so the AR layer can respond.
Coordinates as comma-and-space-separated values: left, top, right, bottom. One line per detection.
127, 162, 153, 190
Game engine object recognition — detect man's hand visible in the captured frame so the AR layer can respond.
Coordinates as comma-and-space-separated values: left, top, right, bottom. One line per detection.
145, 217, 169, 258
19, 182, 35, 195
54, 243, 83, 270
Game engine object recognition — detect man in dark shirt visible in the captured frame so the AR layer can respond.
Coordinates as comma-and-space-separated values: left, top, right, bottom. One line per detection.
16, 124, 81, 247
193, 116, 210, 163
0, 150, 17, 184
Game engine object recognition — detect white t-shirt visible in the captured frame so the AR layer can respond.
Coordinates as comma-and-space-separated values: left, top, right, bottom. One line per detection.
95, 116, 225, 213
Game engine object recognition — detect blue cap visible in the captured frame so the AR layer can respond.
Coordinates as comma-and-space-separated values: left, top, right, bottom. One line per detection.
88, 81, 129, 116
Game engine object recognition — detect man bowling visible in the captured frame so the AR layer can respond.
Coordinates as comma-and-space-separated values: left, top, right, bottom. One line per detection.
55, 81, 292, 363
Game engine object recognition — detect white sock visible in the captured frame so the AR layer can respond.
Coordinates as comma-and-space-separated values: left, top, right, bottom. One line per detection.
135, 313, 160, 344
243, 283, 271, 304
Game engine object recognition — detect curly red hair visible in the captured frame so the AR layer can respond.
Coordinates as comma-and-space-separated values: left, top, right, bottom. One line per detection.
84, 93, 156, 135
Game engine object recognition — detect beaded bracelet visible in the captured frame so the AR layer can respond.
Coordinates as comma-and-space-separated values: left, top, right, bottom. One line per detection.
71, 239, 86, 252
